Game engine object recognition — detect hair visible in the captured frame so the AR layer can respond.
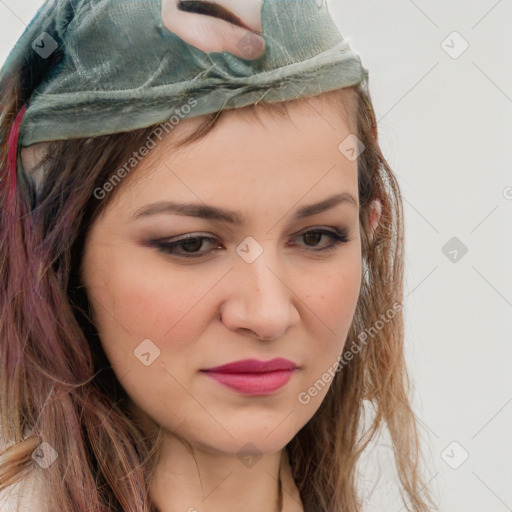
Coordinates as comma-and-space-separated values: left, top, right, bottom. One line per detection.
0, 43, 437, 512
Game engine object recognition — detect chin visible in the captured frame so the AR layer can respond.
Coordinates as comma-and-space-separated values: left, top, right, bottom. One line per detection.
181, 413, 308, 456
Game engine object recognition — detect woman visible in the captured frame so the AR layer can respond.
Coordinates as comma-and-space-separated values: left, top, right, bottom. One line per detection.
0, 0, 436, 511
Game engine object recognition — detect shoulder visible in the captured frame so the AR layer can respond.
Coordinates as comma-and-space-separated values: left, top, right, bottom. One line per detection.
0, 471, 46, 512
0, 430, 49, 512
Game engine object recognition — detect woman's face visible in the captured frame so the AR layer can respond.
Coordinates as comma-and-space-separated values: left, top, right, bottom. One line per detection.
81, 92, 363, 456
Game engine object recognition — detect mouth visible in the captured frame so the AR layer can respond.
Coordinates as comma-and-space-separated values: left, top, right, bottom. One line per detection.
200, 358, 299, 396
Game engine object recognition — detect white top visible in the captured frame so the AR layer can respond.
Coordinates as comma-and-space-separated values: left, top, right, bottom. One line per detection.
0, 470, 46, 511
0, 432, 47, 512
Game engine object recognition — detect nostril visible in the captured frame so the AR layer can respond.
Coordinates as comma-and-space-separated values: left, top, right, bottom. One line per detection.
178, 1, 256, 32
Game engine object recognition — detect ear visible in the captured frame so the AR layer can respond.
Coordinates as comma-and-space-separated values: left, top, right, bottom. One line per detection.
21, 143, 44, 173
368, 198, 382, 236
21, 142, 47, 188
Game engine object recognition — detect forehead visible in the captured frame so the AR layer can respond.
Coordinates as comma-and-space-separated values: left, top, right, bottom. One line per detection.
134, 89, 357, 173
107, 89, 360, 215
92, 90, 361, 234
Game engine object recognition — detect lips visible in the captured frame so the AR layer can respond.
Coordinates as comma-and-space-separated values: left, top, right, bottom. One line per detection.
201, 358, 298, 374
200, 358, 299, 396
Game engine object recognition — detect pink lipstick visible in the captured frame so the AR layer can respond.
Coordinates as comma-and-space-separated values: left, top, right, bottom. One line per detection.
200, 358, 298, 396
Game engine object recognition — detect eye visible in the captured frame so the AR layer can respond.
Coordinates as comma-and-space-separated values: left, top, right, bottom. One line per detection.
293, 228, 350, 252
152, 233, 223, 258
150, 228, 351, 259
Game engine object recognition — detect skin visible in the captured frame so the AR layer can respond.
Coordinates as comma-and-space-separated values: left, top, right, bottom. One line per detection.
80, 91, 379, 512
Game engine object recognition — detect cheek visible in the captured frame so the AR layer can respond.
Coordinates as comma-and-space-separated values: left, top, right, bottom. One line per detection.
314, 266, 361, 328
300, 246, 362, 340
82, 249, 219, 434
81, 241, 221, 377
293, 249, 362, 400
85, 241, 221, 336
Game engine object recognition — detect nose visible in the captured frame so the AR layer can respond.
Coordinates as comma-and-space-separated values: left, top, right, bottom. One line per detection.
161, 0, 266, 59
219, 248, 301, 341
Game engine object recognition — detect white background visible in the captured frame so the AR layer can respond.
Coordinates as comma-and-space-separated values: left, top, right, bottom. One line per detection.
1, 1, 511, 511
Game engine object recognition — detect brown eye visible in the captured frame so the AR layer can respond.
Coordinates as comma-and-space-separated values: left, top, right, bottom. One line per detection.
152, 235, 223, 258
295, 229, 350, 252
180, 237, 205, 253
303, 232, 323, 247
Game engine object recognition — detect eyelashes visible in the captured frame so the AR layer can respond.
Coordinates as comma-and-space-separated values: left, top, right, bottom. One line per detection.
150, 228, 351, 259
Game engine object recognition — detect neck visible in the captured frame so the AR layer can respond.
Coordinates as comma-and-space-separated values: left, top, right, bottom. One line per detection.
148, 431, 303, 512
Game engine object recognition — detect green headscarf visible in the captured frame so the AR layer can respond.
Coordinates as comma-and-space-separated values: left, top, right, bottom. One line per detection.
1, 0, 368, 148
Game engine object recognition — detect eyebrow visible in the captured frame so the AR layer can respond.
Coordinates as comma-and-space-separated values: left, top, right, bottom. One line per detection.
131, 192, 358, 224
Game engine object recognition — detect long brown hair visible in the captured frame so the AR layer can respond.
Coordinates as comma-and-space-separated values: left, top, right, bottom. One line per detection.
0, 54, 436, 511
